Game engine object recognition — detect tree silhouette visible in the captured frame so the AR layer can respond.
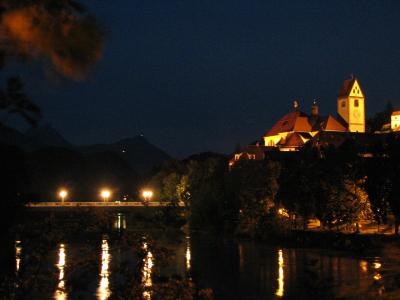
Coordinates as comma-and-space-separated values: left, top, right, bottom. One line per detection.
0, 0, 104, 79
0, 77, 41, 126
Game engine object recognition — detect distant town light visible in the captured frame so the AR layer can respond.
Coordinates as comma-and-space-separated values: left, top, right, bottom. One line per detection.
142, 190, 153, 201
101, 189, 111, 202
59, 189, 68, 202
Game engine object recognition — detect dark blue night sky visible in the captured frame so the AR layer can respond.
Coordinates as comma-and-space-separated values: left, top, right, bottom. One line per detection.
5, 0, 400, 157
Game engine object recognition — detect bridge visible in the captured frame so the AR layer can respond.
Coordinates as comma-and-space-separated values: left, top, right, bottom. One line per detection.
26, 201, 185, 208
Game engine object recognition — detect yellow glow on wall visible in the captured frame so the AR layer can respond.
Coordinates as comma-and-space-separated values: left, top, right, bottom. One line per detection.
264, 134, 285, 147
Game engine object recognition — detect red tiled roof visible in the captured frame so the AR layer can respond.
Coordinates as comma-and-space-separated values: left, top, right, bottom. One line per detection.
293, 116, 312, 132
338, 77, 356, 97
266, 111, 346, 137
321, 115, 347, 132
392, 111, 400, 116
277, 137, 287, 146
265, 111, 309, 136
281, 132, 305, 148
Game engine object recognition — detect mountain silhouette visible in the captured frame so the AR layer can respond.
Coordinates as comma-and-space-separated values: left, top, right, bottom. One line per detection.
25, 124, 72, 149
0, 124, 171, 173
79, 135, 171, 173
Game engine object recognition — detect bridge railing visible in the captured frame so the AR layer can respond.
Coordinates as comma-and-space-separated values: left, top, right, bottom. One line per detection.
26, 201, 185, 207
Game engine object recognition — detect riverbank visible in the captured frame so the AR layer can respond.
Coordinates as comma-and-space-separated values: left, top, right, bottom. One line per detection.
236, 228, 400, 253
287, 230, 398, 251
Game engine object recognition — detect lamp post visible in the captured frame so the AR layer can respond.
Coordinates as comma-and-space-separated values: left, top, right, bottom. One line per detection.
59, 189, 68, 203
101, 189, 111, 202
142, 190, 153, 202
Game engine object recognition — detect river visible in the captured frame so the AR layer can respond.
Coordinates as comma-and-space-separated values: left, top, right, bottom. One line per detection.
10, 211, 400, 299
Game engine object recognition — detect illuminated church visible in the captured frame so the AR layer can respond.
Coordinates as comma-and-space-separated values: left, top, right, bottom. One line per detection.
230, 76, 367, 165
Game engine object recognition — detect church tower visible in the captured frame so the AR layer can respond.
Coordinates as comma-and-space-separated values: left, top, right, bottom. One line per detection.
337, 76, 365, 133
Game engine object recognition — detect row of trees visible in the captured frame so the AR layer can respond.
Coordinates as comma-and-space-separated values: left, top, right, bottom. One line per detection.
276, 144, 372, 231
148, 133, 400, 236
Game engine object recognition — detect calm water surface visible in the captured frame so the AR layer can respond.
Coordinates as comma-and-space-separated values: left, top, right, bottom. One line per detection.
13, 212, 400, 299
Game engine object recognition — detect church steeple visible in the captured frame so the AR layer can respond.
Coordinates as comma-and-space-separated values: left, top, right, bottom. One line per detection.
337, 76, 365, 133
311, 100, 319, 116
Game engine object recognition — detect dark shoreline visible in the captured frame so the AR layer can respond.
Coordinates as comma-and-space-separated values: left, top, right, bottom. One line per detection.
238, 229, 400, 254
22, 208, 400, 254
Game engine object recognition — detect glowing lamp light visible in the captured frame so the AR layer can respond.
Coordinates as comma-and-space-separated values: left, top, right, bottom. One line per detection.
142, 190, 153, 201
278, 208, 289, 218
59, 189, 68, 202
101, 189, 111, 202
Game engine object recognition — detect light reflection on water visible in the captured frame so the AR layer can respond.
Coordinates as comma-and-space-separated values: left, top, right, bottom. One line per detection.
373, 258, 382, 281
185, 236, 191, 272
142, 241, 154, 300
275, 249, 284, 297
372, 258, 385, 296
114, 213, 126, 231
97, 238, 111, 300
360, 260, 368, 272
15, 240, 22, 274
54, 244, 67, 300
238, 243, 244, 272
13, 211, 399, 299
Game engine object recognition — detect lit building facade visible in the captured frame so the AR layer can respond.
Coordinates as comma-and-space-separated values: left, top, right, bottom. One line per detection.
391, 111, 400, 131
337, 77, 366, 133
230, 76, 367, 166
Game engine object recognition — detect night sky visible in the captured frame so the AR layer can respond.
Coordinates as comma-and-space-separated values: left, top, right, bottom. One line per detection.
4, 0, 400, 157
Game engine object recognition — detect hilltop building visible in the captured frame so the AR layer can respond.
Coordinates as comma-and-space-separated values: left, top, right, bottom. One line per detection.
230, 76, 368, 167
391, 111, 400, 131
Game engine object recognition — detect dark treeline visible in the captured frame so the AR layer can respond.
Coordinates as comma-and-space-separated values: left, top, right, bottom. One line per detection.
147, 133, 400, 238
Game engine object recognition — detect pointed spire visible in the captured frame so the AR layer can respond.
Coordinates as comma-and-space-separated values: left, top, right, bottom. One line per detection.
311, 99, 319, 116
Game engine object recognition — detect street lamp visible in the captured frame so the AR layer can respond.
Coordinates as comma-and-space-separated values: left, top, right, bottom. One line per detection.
101, 189, 111, 202
59, 189, 68, 203
142, 190, 153, 202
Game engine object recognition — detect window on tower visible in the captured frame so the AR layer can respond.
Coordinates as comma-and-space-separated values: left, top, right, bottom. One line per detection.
341, 101, 346, 108
354, 99, 359, 107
